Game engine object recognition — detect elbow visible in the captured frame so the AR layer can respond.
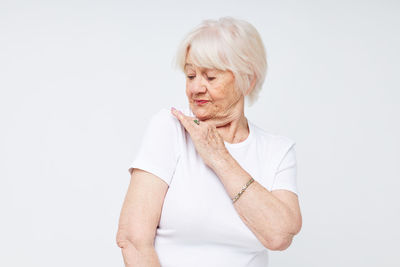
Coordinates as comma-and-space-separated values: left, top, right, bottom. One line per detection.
265, 215, 302, 251
116, 227, 139, 249
292, 212, 303, 235
116, 238, 132, 249
264, 234, 294, 251
116, 227, 154, 250
264, 220, 302, 251
116, 230, 133, 249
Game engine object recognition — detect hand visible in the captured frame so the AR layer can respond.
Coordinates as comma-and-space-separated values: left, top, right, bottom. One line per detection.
171, 107, 230, 170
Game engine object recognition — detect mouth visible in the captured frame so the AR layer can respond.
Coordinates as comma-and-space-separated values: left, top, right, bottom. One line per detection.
194, 100, 210, 105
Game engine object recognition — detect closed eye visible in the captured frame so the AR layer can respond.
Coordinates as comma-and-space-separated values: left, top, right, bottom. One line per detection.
186, 75, 215, 81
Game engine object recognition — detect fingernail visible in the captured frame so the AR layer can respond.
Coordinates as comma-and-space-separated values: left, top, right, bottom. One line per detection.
171, 107, 176, 111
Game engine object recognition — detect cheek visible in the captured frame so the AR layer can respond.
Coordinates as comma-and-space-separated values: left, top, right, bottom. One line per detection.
211, 84, 231, 101
185, 83, 191, 97
225, 80, 241, 100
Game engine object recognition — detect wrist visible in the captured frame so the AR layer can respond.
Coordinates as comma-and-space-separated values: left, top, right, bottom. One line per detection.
210, 150, 236, 176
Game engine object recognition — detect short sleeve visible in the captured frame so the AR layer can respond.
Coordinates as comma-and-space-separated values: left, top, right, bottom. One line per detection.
271, 142, 299, 195
128, 108, 181, 186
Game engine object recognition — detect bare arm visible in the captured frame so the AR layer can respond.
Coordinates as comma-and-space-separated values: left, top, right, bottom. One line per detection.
213, 153, 302, 251
116, 168, 169, 266
169, 108, 302, 251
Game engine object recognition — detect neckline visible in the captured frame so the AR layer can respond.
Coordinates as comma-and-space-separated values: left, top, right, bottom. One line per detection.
186, 106, 254, 149
223, 120, 254, 149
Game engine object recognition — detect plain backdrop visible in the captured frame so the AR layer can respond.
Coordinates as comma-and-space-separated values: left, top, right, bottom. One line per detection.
1, 0, 399, 266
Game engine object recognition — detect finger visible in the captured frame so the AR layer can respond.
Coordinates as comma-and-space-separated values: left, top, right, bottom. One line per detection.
170, 107, 197, 133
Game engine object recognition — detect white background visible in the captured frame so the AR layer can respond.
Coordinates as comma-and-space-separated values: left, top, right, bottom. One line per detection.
1, 0, 399, 266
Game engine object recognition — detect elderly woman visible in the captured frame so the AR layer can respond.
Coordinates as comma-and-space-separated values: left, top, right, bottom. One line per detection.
116, 17, 302, 267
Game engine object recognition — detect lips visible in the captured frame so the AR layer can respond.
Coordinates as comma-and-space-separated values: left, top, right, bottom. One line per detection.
194, 100, 209, 105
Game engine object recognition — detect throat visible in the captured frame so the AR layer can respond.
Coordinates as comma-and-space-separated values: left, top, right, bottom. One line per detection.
217, 119, 250, 144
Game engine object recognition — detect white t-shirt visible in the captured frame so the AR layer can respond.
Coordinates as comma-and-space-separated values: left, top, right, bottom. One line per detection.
128, 105, 299, 267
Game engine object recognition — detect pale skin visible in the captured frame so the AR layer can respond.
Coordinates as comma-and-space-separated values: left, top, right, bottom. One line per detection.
116, 51, 302, 266
171, 51, 302, 249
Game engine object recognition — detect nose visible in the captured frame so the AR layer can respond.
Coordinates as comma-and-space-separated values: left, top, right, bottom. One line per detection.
188, 76, 207, 95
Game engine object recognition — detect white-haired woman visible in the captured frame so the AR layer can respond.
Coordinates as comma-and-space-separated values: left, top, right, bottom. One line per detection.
117, 17, 302, 267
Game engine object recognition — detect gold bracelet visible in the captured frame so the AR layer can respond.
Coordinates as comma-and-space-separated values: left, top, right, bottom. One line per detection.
232, 177, 254, 203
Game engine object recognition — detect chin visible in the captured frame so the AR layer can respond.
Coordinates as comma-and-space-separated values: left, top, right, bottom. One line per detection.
190, 104, 209, 120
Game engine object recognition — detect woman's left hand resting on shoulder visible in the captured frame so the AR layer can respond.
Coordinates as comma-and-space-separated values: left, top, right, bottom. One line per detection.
171, 107, 302, 251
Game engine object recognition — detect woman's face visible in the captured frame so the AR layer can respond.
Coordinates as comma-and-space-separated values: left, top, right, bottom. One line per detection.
184, 52, 244, 121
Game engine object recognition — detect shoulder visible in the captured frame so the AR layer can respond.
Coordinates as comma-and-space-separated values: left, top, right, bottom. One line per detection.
145, 106, 186, 142
146, 107, 183, 132
251, 122, 295, 146
149, 107, 178, 124
250, 122, 296, 157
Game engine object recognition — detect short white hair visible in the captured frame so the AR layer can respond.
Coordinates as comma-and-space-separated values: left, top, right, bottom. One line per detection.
174, 17, 267, 106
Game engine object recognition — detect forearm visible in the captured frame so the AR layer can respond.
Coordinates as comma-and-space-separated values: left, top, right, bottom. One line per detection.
118, 240, 161, 267
212, 153, 298, 250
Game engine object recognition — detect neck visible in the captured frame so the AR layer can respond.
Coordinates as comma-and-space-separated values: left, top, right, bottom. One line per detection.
217, 113, 249, 144
208, 99, 249, 144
